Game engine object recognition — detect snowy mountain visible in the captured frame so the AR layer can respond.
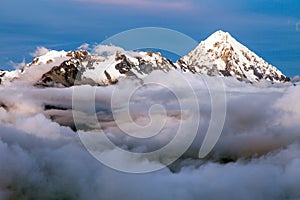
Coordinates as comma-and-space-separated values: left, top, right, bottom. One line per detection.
0, 48, 176, 87
0, 69, 21, 85
177, 30, 290, 83
34, 49, 176, 87
0, 30, 291, 86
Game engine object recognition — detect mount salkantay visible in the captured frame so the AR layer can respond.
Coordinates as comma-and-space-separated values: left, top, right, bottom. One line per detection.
0, 30, 291, 86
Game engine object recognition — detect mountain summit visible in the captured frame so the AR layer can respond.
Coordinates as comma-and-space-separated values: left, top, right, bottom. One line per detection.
177, 30, 290, 83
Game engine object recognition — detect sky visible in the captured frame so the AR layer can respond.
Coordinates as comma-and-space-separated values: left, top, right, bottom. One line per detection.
0, 0, 299, 77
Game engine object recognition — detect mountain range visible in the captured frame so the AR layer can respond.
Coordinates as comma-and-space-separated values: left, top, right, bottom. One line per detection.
0, 30, 291, 86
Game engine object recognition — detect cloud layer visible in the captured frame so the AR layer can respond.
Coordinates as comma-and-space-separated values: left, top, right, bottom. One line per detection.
0, 69, 300, 199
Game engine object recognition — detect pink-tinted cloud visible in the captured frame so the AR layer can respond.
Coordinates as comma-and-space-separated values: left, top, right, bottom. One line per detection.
70, 0, 192, 10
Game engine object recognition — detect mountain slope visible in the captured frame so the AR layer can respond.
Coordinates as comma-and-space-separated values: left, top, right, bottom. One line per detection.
177, 30, 290, 83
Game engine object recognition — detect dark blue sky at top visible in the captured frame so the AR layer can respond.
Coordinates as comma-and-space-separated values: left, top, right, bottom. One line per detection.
0, 0, 299, 77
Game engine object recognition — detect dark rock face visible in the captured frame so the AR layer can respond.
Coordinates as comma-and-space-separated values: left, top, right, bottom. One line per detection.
35, 50, 98, 87
220, 69, 232, 77
252, 68, 263, 80
36, 60, 81, 87
177, 59, 197, 73
104, 70, 118, 85
115, 54, 132, 74
114, 51, 174, 77
0, 102, 8, 111
282, 75, 291, 82
0, 70, 6, 85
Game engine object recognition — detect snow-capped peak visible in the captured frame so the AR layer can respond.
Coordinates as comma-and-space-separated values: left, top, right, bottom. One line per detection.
205, 30, 232, 43
28, 50, 70, 66
177, 30, 290, 83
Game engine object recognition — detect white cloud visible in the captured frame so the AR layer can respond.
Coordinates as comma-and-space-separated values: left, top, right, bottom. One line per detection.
92, 44, 125, 56
1, 67, 300, 199
292, 75, 300, 82
78, 43, 91, 50
30, 46, 50, 57
296, 21, 300, 31
274, 86, 300, 126
8, 59, 26, 69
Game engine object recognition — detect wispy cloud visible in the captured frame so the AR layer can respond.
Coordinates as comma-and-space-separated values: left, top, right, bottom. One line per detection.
296, 21, 300, 31
69, 0, 192, 10
8, 59, 26, 70
30, 46, 50, 57
77, 43, 91, 51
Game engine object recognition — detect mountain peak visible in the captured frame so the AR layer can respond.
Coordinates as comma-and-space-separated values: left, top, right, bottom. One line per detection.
208, 30, 231, 39
214, 30, 228, 35
199, 30, 242, 52
177, 31, 290, 83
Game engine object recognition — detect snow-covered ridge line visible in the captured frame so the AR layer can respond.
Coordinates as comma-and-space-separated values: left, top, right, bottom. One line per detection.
0, 30, 291, 87
32, 49, 176, 87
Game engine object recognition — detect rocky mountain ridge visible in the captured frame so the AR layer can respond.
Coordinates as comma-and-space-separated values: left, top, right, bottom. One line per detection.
0, 30, 291, 87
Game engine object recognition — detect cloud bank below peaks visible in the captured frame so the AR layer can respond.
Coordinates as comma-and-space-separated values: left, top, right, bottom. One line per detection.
0, 65, 300, 199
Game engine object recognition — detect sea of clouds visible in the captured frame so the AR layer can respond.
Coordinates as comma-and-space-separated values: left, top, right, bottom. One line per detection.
0, 68, 300, 200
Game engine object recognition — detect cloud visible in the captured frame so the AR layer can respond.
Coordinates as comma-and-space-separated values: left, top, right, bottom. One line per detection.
30, 46, 50, 57
274, 86, 300, 126
91, 44, 142, 58
1, 65, 300, 199
296, 21, 300, 31
78, 43, 91, 50
8, 59, 26, 70
292, 75, 300, 82
92, 44, 125, 56
68, 0, 192, 10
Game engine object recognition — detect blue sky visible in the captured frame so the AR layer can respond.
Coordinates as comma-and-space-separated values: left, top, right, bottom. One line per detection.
0, 0, 299, 76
